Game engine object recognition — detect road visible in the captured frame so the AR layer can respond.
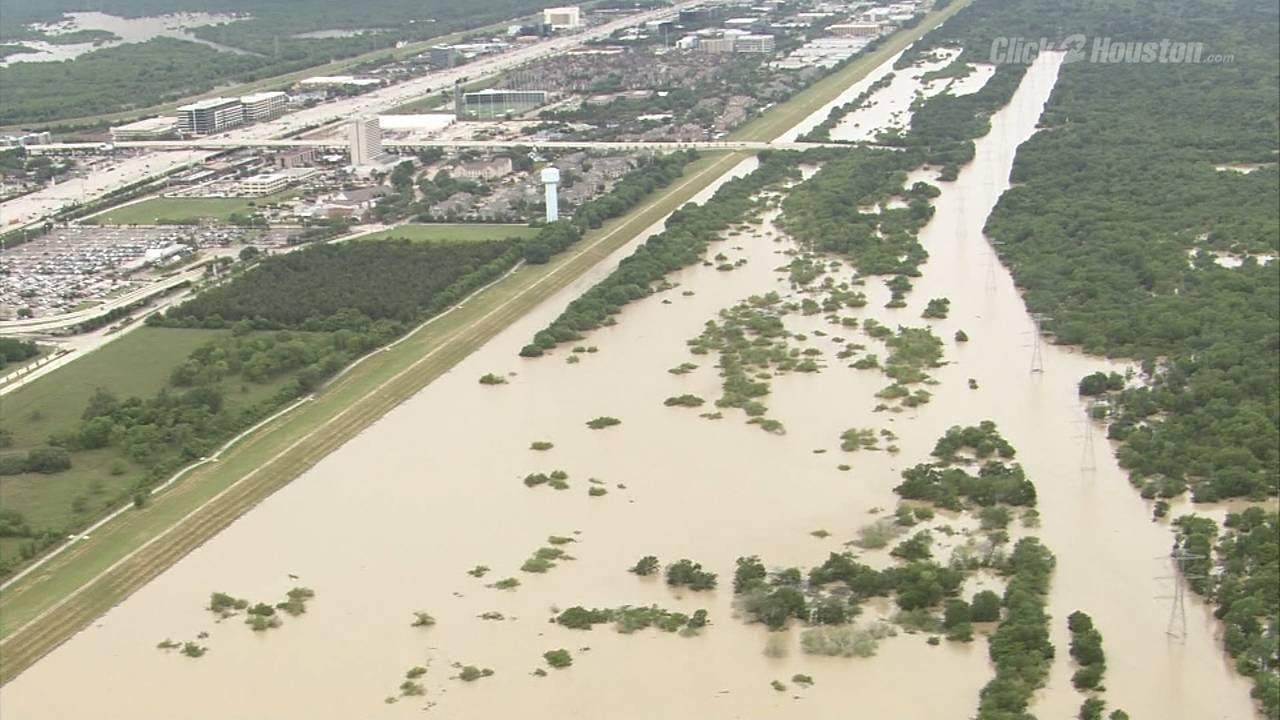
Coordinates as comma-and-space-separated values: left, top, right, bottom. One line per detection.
29, 139, 856, 152
0, 2, 702, 231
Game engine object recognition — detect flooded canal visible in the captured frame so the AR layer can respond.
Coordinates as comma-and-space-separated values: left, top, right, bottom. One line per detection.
0, 49, 1261, 720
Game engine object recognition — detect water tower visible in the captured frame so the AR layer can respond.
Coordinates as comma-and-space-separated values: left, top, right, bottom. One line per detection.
541, 167, 560, 223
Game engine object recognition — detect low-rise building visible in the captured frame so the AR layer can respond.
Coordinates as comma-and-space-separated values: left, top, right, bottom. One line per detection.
829, 21, 883, 37
543, 6, 582, 30
110, 117, 178, 141
0, 131, 51, 147
298, 75, 383, 89
273, 147, 317, 169
429, 46, 461, 68
238, 168, 316, 197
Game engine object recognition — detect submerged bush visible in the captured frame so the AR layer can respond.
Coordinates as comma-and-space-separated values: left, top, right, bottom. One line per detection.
543, 649, 573, 669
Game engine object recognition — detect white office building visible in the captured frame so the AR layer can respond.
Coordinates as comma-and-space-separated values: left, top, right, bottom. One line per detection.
240, 91, 288, 121
176, 98, 244, 135
736, 34, 776, 53
348, 116, 385, 167
543, 6, 582, 30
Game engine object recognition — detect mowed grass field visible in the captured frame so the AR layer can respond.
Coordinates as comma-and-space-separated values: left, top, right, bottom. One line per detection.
354, 223, 540, 243
84, 192, 294, 226
0, 327, 295, 566
0, 328, 219, 553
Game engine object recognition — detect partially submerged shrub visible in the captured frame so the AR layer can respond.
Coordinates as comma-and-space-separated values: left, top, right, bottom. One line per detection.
543, 649, 573, 669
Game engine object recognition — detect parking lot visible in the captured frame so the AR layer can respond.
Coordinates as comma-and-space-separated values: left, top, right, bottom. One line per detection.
0, 225, 294, 318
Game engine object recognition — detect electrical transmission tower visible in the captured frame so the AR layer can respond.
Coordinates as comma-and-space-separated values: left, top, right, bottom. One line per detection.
1071, 414, 1097, 473
1029, 313, 1050, 373
1157, 549, 1207, 641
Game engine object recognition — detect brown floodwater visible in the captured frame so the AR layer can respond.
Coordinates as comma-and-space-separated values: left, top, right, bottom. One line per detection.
0, 51, 1261, 720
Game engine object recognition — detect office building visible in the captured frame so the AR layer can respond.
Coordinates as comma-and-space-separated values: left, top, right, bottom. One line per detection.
176, 98, 244, 135
430, 46, 461, 68
458, 89, 547, 119
829, 22, 882, 37
239, 168, 316, 196
735, 34, 776, 53
700, 36, 737, 53
240, 91, 288, 121
543, 6, 581, 30
348, 116, 384, 167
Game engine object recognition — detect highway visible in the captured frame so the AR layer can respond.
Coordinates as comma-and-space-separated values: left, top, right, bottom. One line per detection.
28, 139, 857, 152
0, 1, 705, 230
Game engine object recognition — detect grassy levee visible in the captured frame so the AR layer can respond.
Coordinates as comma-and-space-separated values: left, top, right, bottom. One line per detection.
729, 0, 971, 143
0, 0, 972, 682
0, 149, 744, 682
353, 223, 540, 243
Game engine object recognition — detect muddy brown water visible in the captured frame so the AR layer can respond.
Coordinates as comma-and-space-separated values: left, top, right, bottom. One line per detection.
0, 51, 1260, 720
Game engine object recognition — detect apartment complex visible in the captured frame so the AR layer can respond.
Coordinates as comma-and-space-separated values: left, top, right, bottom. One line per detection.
452, 157, 514, 181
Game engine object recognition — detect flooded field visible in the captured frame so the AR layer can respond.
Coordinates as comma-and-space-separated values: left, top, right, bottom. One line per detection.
3, 12, 249, 65
829, 47, 994, 143
0, 50, 1262, 720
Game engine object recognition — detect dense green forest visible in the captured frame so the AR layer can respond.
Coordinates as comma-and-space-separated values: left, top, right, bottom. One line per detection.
0, 338, 40, 369
155, 239, 519, 328
969, 0, 1280, 505
916, 0, 1278, 712
0, 0, 562, 125
1176, 509, 1280, 718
